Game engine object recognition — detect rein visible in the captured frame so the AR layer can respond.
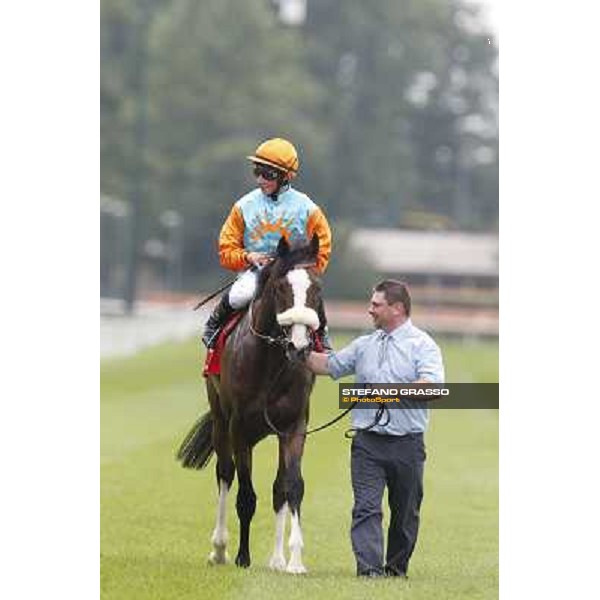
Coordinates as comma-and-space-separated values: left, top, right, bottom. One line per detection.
248, 298, 341, 437
343, 403, 391, 438
259, 358, 357, 439
260, 361, 389, 438
249, 306, 388, 438
247, 261, 388, 439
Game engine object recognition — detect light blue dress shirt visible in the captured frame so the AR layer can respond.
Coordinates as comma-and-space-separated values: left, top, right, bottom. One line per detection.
327, 319, 445, 436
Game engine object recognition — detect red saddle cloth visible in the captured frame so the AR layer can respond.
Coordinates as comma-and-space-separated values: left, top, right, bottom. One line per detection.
202, 312, 244, 377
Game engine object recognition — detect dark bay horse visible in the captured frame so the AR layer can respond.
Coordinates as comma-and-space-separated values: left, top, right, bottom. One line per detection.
178, 234, 324, 573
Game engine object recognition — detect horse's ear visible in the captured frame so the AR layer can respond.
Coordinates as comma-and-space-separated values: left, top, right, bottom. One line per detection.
310, 233, 320, 258
276, 236, 290, 257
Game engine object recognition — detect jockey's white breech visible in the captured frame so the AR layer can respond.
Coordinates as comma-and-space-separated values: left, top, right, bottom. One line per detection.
228, 268, 260, 309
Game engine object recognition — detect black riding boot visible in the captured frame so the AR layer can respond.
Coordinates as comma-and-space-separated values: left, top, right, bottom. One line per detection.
202, 294, 235, 349
316, 299, 333, 352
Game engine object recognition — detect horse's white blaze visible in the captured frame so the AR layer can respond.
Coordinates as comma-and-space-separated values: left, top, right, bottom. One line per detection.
268, 502, 288, 571
208, 480, 229, 564
283, 269, 315, 350
286, 510, 307, 574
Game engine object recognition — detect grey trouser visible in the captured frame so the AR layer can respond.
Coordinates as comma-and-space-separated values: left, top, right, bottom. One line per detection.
350, 431, 425, 576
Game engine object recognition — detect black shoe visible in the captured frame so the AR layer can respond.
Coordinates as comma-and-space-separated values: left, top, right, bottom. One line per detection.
384, 565, 408, 578
357, 564, 384, 578
357, 570, 384, 578
202, 294, 234, 348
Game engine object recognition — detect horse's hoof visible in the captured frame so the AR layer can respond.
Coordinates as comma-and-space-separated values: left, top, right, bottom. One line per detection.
207, 549, 229, 565
235, 554, 251, 568
268, 554, 287, 571
285, 563, 307, 574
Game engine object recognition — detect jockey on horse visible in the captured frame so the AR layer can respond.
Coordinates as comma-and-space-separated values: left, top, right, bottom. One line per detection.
202, 137, 333, 351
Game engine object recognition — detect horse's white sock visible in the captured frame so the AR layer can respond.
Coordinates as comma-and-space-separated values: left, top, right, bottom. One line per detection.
209, 480, 229, 564
268, 502, 288, 570
286, 510, 307, 574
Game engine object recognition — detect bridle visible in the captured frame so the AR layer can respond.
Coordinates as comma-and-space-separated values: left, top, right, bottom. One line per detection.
247, 262, 319, 355
249, 296, 391, 438
247, 264, 389, 439
247, 298, 292, 351
246, 267, 326, 436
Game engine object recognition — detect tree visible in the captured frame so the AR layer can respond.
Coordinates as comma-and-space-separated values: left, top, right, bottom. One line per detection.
101, 0, 498, 293
302, 0, 498, 229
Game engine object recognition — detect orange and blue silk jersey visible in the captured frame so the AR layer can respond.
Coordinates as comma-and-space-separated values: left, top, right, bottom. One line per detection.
219, 186, 332, 273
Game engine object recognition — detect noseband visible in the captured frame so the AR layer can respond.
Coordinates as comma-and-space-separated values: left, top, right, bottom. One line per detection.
247, 264, 318, 356
247, 298, 292, 350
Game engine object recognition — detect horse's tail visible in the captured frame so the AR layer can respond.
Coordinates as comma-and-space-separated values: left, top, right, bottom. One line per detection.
176, 411, 214, 469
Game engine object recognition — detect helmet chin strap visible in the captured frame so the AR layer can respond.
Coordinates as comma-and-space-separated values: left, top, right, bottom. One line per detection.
268, 174, 291, 201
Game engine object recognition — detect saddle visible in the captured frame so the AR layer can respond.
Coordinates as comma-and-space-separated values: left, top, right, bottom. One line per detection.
202, 311, 244, 377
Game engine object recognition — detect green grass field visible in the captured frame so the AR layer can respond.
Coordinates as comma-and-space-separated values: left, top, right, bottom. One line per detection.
101, 334, 498, 599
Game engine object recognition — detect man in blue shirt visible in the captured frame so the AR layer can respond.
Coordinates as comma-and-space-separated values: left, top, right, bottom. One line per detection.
305, 279, 445, 578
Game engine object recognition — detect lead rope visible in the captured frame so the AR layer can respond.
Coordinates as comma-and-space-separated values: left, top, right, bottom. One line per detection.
260, 346, 357, 438
252, 299, 388, 438
261, 359, 387, 439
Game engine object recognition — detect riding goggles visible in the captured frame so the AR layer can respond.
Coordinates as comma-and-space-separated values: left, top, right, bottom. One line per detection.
253, 164, 282, 181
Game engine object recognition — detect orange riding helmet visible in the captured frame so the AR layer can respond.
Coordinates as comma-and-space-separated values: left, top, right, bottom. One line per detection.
246, 138, 299, 180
